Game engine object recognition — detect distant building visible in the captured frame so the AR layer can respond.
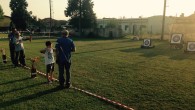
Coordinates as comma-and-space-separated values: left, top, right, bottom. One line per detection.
171, 12, 195, 34
96, 12, 195, 38
97, 17, 148, 38
147, 16, 173, 35
40, 18, 67, 32
0, 16, 11, 32
97, 16, 172, 38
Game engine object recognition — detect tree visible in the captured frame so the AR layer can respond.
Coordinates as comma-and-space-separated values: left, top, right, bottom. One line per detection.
0, 5, 4, 19
65, 0, 97, 30
10, 0, 29, 30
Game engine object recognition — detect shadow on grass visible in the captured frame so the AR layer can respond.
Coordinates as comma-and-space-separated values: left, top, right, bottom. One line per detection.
75, 46, 131, 55
120, 43, 193, 60
0, 77, 31, 85
121, 47, 160, 57
0, 64, 14, 70
72, 37, 112, 42
0, 87, 61, 108
0, 82, 46, 96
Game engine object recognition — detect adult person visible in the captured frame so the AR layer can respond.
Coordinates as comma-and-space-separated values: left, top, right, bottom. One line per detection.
13, 31, 26, 67
8, 28, 17, 65
55, 30, 76, 89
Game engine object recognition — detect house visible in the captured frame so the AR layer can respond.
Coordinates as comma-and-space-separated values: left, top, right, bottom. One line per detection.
0, 16, 11, 32
97, 16, 173, 38
97, 17, 149, 38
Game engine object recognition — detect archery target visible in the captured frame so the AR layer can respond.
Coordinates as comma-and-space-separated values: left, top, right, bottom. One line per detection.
171, 34, 182, 44
187, 42, 195, 51
143, 39, 151, 46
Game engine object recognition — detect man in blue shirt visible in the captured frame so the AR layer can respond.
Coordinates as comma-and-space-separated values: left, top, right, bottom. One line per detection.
8, 28, 17, 65
55, 30, 76, 89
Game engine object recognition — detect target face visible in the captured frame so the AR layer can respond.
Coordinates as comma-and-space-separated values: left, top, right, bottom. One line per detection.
171, 34, 183, 44
187, 42, 195, 51
173, 35, 180, 42
143, 39, 151, 46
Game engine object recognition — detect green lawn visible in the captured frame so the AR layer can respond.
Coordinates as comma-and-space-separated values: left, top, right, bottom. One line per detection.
0, 37, 194, 110
0, 33, 8, 38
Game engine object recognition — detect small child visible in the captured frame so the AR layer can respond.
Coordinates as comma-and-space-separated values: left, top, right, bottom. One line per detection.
40, 41, 55, 84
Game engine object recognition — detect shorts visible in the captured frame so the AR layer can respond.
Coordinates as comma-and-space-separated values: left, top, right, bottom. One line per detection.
46, 63, 54, 74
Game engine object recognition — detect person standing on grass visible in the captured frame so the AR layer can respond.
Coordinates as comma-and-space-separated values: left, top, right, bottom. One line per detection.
40, 41, 55, 84
8, 28, 17, 65
13, 31, 26, 67
55, 30, 76, 89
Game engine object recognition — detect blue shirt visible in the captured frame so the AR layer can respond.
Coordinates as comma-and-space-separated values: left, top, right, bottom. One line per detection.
8, 33, 15, 45
55, 37, 75, 63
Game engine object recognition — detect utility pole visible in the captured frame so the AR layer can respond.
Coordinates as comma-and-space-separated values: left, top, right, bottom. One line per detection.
161, 0, 167, 40
79, 0, 82, 37
49, 0, 52, 36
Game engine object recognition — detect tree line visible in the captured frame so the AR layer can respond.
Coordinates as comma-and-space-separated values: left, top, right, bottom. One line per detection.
0, 0, 97, 32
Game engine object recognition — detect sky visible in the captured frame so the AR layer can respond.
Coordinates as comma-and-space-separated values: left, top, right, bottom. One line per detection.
0, 0, 195, 20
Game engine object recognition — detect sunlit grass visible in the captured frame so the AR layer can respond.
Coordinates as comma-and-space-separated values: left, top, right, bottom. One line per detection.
0, 33, 8, 38
0, 38, 194, 110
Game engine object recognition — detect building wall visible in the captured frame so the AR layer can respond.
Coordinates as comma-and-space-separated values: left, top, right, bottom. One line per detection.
147, 16, 173, 35
97, 18, 148, 37
97, 13, 195, 38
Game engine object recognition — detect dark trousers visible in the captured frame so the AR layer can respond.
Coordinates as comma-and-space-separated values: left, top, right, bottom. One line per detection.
15, 50, 26, 66
58, 62, 71, 86
9, 44, 15, 65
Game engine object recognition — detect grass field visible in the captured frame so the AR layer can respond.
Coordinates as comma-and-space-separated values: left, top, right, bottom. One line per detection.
0, 37, 195, 110
0, 33, 8, 38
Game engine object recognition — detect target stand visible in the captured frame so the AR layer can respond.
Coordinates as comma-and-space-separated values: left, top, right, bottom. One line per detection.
29, 57, 39, 78
0, 48, 7, 64
132, 36, 140, 41
170, 33, 183, 49
184, 41, 195, 53
141, 39, 155, 49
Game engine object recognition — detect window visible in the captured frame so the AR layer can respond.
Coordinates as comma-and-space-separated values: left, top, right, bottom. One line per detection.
125, 25, 129, 31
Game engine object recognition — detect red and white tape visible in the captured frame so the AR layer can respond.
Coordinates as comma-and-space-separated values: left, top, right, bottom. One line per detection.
23, 65, 134, 110
72, 86, 134, 110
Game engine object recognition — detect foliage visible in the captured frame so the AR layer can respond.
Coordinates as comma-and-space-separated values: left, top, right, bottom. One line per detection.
65, 0, 97, 30
9, 0, 29, 30
0, 5, 4, 19
27, 11, 45, 32
52, 20, 67, 31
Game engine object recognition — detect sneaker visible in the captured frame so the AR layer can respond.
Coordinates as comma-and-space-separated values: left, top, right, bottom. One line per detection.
49, 81, 53, 84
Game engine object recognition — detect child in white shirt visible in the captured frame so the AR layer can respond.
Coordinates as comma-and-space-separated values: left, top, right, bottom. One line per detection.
40, 41, 55, 84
